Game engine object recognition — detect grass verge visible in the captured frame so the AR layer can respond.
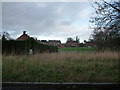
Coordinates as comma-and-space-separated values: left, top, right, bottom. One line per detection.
58, 47, 95, 52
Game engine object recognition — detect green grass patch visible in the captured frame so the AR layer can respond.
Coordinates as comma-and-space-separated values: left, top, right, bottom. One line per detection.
58, 47, 95, 52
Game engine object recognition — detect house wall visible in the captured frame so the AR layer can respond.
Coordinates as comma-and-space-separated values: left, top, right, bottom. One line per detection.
66, 42, 79, 47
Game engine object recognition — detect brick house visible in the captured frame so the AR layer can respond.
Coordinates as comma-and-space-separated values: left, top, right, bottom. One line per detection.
66, 41, 79, 47
84, 41, 95, 47
40, 40, 62, 47
40, 40, 49, 45
17, 31, 30, 40
48, 40, 61, 47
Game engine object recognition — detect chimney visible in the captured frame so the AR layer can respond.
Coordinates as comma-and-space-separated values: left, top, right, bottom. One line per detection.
23, 31, 26, 35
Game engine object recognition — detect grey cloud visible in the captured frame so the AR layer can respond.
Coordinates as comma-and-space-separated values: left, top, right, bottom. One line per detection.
60, 20, 72, 25
2, 2, 91, 42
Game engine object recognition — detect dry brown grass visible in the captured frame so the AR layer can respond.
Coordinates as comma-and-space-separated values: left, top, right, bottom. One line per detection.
2, 51, 119, 82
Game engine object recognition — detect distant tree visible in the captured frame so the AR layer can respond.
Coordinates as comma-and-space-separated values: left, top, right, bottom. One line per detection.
67, 36, 80, 43
2, 35, 6, 40
84, 40, 87, 43
67, 37, 75, 41
75, 36, 80, 43
0, 32, 13, 40
90, 0, 120, 51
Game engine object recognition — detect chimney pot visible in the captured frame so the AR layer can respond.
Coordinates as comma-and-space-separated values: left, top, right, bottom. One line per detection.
23, 31, 26, 35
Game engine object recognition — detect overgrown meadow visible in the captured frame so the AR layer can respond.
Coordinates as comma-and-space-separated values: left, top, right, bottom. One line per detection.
3, 51, 120, 83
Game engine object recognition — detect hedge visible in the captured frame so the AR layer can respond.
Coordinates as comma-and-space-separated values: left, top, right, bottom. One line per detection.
2, 39, 58, 55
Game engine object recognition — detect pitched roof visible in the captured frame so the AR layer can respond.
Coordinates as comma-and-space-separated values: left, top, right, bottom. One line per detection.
49, 40, 61, 43
41, 40, 47, 42
17, 31, 30, 40
66, 41, 78, 43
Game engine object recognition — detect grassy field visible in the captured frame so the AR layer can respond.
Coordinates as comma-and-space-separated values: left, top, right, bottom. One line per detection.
3, 51, 120, 83
58, 47, 95, 52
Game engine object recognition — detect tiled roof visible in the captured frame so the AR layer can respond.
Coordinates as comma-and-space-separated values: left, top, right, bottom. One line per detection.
17, 34, 30, 40
41, 40, 47, 42
49, 40, 61, 43
66, 41, 78, 43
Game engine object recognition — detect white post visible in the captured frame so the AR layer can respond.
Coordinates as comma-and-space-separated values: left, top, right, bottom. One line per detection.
29, 49, 33, 55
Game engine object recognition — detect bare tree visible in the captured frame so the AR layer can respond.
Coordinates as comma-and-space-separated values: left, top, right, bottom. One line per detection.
75, 36, 80, 43
90, 0, 120, 51
0, 32, 13, 40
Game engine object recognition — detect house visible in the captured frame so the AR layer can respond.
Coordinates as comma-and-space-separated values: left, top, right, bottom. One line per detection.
17, 31, 30, 40
48, 40, 61, 47
66, 41, 79, 47
84, 41, 95, 47
40, 40, 49, 45
40, 40, 62, 47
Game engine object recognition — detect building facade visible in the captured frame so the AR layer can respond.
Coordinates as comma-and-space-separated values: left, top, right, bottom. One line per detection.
65, 41, 79, 47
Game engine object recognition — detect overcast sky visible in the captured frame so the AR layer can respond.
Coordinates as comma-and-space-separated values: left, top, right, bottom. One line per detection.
2, 2, 93, 43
